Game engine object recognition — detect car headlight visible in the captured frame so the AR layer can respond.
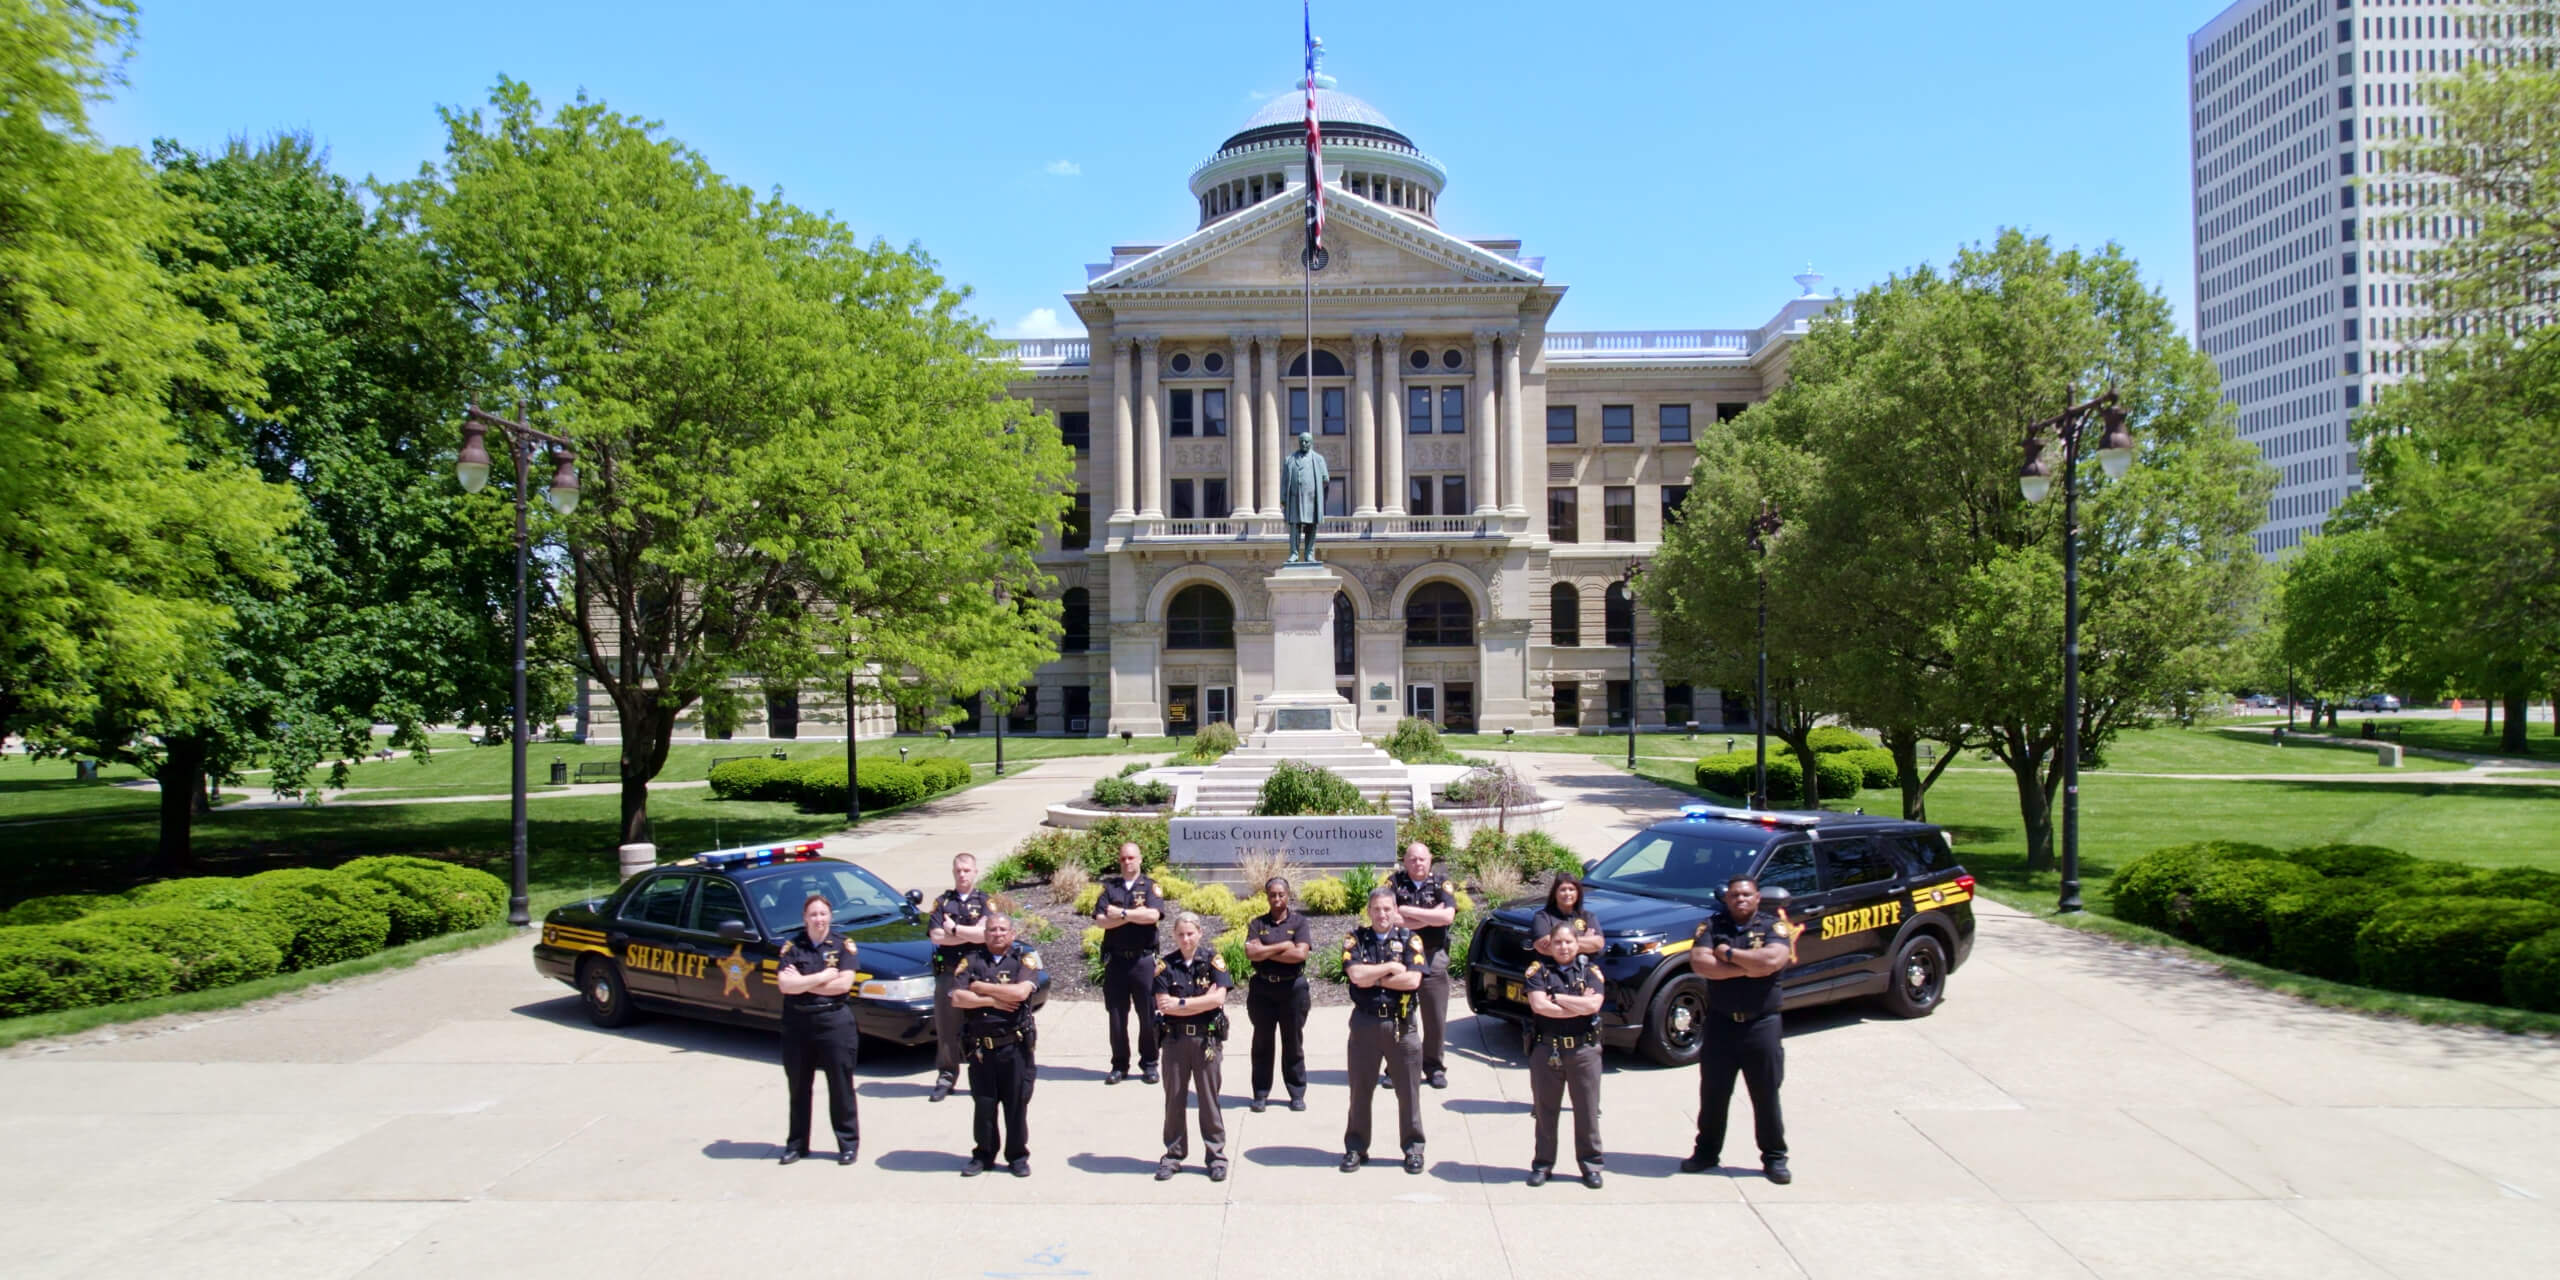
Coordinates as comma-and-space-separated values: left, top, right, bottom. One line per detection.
1609, 934, 1668, 957
857, 974, 936, 1002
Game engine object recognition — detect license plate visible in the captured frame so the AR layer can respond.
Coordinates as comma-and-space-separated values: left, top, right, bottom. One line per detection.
1503, 981, 1524, 1003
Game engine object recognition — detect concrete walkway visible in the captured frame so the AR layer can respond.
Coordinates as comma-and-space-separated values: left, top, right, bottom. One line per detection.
7, 756, 2560, 1277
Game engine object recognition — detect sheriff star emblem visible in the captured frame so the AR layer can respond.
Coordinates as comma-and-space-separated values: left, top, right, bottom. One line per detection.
717, 945, 752, 1000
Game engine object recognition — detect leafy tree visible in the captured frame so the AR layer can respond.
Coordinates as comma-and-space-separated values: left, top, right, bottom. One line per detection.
2393, 0, 2560, 329
0, 1, 296, 813
382, 82, 1072, 846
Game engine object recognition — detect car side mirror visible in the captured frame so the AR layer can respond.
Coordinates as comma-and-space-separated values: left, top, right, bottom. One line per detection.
904, 888, 924, 909
1580, 859, 1598, 875
1762, 886, 1791, 905
717, 920, 751, 941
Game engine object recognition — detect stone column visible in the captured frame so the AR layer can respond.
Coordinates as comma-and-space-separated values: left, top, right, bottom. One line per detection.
1110, 338, 1135, 519
1229, 334, 1256, 516
1500, 329, 1527, 516
1472, 329, 1499, 515
1379, 330, 1406, 515
1137, 335, 1164, 519
1105, 621, 1165, 738
1350, 331, 1378, 516
1355, 618, 1405, 734
1257, 332, 1284, 516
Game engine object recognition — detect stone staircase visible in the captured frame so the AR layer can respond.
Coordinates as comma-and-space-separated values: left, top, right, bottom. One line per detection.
1180, 740, 1422, 817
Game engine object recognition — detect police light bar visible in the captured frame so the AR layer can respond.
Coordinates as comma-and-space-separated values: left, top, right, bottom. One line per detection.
694, 841, 827, 870
1678, 803, 1821, 829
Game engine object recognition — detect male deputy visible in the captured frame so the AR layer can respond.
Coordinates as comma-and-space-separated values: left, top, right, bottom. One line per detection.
1242, 875, 1314, 1112
1388, 841, 1457, 1088
1152, 912, 1234, 1182
948, 913, 1040, 1177
1342, 887, 1426, 1174
1091, 841, 1166, 1084
1522, 921, 1606, 1188
1681, 875, 1795, 1183
925, 852, 991, 1102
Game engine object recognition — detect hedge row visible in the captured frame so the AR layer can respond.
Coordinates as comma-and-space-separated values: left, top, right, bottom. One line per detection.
1693, 749, 1861, 806
0, 857, 508, 1018
2109, 840, 2560, 1011
707, 756, 972, 812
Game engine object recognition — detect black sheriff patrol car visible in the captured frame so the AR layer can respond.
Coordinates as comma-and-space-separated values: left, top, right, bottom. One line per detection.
1465, 803, 1975, 1066
533, 841, 1047, 1043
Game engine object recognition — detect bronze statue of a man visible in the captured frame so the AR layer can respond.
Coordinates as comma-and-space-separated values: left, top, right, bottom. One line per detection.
1279, 431, 1329, 563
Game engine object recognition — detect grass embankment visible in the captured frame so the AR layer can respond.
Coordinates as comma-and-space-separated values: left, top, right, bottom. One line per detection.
1444, 723, 2463, 775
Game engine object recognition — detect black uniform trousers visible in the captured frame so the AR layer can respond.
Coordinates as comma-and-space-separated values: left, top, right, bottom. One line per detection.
781, 1005, 860, 1153
968, 1037, 1035, 1165
1100, 949, 1159, 1072
931, 970, 966, 1081
1695, 1010, 1786, 1164
1344, 1010, 1423, 1156
1246, 975, 1309, 1100
1530, 1037, 1604, 1173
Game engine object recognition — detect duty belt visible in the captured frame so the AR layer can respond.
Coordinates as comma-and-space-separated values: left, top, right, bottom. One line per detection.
1537, 1033, 1592, 1049
1725, 1009, 1776, 1022
1168, 1021, 1211, 1036
968, 1029, 1024, 1050
787, 998, 848, 1014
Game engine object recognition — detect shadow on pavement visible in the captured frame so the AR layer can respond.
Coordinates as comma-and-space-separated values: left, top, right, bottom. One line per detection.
874, 1148, 972, 1173
1427, 1159, 1504, 1183
1039, 1064, 1111, 1084
863, 1081, 939, 1099
1607, 1151, 1693, 1179
1439, 1097, 1530, 1115
701, 1139, 783, 1161
1241, 1145, 1341, 1169
507, 996, 950, 1071
1067, 1153, 1163, 1177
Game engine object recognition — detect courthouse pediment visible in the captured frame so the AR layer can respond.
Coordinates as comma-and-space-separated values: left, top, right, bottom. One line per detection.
1085, 192, 1543, 295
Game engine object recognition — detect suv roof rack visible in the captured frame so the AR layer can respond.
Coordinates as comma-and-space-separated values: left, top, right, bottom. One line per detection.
1679, 802, 1821, 829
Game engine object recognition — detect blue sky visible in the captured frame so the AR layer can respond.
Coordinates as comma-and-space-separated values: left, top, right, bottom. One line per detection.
97, 0, 2235, 338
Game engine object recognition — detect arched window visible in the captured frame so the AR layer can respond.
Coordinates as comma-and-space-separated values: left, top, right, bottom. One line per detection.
1334, 591, 1355, 676
1550, 583, 1581, 647
1405, 582, 1474, 648
1060, 588, 1089, 653
1285, 349, 1347, 378
1165, 584, 1235, 650
1604, 582, 1634, 647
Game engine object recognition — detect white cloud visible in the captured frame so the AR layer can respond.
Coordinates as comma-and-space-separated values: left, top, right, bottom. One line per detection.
1004, 307, 1080, 340
1043, 159, 1080, 177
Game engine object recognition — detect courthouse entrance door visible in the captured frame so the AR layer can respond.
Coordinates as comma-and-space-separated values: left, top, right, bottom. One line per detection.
1443, 683, 1476, 733
1407, 683, 1437, 725
1204, 686, 1233, 726
1167, 685, 1198, 736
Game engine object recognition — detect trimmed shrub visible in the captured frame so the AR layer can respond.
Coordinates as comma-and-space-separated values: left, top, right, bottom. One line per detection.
1090, 776, 1171, 808
915, 757, 972, 793
2108, 841, 2281, 933
1079, 816, 1171, 876
1255, 760, 1370, 816
1694, 750, 1800, 805
1341, 863, 1381, 906
1842, 747, 1899, 790
2186, 859, 2323, 961
856, 760, 930, 809
1807, 751, 1862, 801
1381, 716, 1461, 764
1181, 721, 1240, 763
2424, 867, 2560, 911
1224, 892, 1268, 932
1397, 810, 1455, 864
1298, 877, 1352, 916
706, 757, 791, 801
2355, 896, 2560, 1003
1510, 830, 1585, 878
74, 905, 283, 992
1177, 883, 1238, 923
0, 894, 121, 926
1072, 883, 1103, 916
126, 877, 296, 955
1217, 932, 1254, 982
979, 856, 1029, 892
2266, 880, 2399, 981
1012, 829, 1076, 878
2504, 928, 2560, 1013
1457, 827, 1511, 876
0, 926, 175, 1016
1806, 726, 1872, 754
1117, 761, 1150, 779
335, 856, 506, 943
2277, 843, 2420, 881
1447, 907, 1479, 981
1080, 926, 1108, 983
242, 869, 394, 969
1152, 871, 1197, 901
1314, 933, 1348, 983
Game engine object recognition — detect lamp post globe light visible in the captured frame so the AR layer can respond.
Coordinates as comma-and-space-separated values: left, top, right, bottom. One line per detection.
1744, 499, 1783, 810
455, 404, 580, 927
2015, 387, 2137, 915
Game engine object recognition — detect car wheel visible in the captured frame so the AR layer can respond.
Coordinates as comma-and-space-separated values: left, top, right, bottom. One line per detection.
1639, 974, 1710, 1067
1879, 933, 1948, 1019
579, 956, 635, 1028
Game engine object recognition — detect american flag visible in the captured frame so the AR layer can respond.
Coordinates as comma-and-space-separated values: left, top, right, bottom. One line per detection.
1303, 3, 1324, 260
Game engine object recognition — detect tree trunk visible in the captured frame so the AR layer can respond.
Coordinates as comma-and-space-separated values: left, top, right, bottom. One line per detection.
613, 697, 678, 848
1994, 734, 2056, 873
2502, 685, 2530, 756
152, 734, 209, 876
1888, 735, 1926, 821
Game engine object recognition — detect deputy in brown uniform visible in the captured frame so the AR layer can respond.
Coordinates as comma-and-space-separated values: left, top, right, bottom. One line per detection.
925, 852, 991, 1103
1242, 876, 1314, 1113
774, 893, 859, 1166
1388, 842, 1457, 1089
1680, 875, 1796, 1184
1152, 912, 1234, 1182
1522, 921, 1607, 1188
1091, 842, 1166, 1085
1530, 875, 1602, 962
948, 913, 1041, 1177
1341, 887, 1427, 1174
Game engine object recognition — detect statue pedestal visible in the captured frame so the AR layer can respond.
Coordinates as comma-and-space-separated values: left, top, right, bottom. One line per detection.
1250, 563, 1359, 747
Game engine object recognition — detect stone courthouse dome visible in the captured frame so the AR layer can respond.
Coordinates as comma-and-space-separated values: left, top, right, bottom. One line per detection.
1188, 50, 1448, 230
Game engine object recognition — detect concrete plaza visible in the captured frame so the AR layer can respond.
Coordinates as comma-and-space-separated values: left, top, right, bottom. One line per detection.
7, 755, 2560, 1278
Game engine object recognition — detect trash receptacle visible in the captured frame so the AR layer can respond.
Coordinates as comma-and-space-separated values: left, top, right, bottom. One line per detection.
73, 758, 97, 781
549, 760, 568, 785
770, 748, 788, 762
2362, 719, 2376, 741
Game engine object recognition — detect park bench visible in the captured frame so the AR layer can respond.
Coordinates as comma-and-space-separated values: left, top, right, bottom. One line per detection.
573, 761, 622, 782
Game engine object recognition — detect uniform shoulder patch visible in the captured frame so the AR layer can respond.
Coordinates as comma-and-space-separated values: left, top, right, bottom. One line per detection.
1023, 949, 1044, 969
1524, 961, 1544, 977
1210, 953, 1227, 970
1154, 956, 1167, 973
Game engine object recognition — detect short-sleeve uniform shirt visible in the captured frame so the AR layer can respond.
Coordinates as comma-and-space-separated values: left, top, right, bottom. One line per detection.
1523, 954, 1604, 1038
1094, 874, 1166, 953
956, 942, 1043, 1036
1342, 925, 1424, 1019
929, 888, 990, 973
1530, 906, 1598, 956
1246, 909, 1314, 983
1389, 869, 1455, 957
1692, 907, 1788, 1016
1152, 949, 1233, 1031
779, 930, 858, 1014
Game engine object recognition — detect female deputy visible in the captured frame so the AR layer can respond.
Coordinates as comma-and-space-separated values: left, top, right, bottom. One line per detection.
1531, 875, 1603, 963
774, 892, 860, 1165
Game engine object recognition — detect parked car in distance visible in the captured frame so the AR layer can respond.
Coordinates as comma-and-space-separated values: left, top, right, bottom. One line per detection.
2346, 693, 2402, 712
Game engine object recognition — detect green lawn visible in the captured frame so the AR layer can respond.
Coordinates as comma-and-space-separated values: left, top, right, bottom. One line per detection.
2362, 713, 2560, 763
327, 733, 1153, 796
1444, 723, 2457, 775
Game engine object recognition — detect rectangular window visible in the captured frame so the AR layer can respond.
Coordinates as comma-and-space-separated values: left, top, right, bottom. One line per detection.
1322, 387, 1346, 435
1438, 386, 1465, 434
1546, 405, 1576, 444
1062, 492, 1091, 550
1058, 410, 1090, 452
1170, 478, 1195, 520
1289, 388, 1308, 436
1408, 386, 1432, 434
1603, 486, 1635, 542
1606, 679, 1631, 729
1408, 476, 1434, 515
1664, 683, 1693, 727
1202, 389, 1228, 438
1323, 476, 1346, 517
1601, 404, 1634, 443
1661, 484, 1690, 528
1658, 404, 1692, 443
1716, 402, 1749, 423
1552, 681, 1581, 729
1203, 477, 1229, 516
1008, 687, 1038, 732
1441, 474, 1468, 516
1169, 388, 1195, 438
1548, 487, 1579, 543
1063, 685, 1092, 732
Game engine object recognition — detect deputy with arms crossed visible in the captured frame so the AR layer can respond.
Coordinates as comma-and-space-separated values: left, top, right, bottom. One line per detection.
1522, 921, 1607, 1188
1341, 886, 1427, 1174
1531, 874, 1602, 961
1091, 842, 1166, 1085
925, 852, 990, 1103
1242, 875, 1314, 1113
774, 893, 859, 1166
1681, 875, 1795, 1183
948, 913, 1041, 1177
1387, 842, 1458, 1089
1152, 912, 1234, 1182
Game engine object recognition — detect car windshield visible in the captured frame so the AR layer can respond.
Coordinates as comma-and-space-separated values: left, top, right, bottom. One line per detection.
1582, 827, 1769, 905
741, 863, 908, 936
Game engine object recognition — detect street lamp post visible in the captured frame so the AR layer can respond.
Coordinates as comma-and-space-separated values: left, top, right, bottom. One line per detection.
1745, 500, 1783, 809
2015, 386, 2138, 915
455, 403, 580, 927
1619, 561, 1643, 771
845, 671, 862, 828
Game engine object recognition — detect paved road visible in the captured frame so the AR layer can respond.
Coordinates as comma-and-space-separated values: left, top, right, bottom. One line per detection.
8, 754, 2560, 1278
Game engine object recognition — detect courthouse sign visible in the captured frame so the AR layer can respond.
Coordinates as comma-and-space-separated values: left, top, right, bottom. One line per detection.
1169, 816, 1399, 868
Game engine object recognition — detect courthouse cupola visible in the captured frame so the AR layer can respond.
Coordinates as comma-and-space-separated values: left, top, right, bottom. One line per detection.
1189, 46, 1447, 230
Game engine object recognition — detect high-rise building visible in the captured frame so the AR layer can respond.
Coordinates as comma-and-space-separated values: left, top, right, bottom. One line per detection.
2190, 0, 2488, 556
